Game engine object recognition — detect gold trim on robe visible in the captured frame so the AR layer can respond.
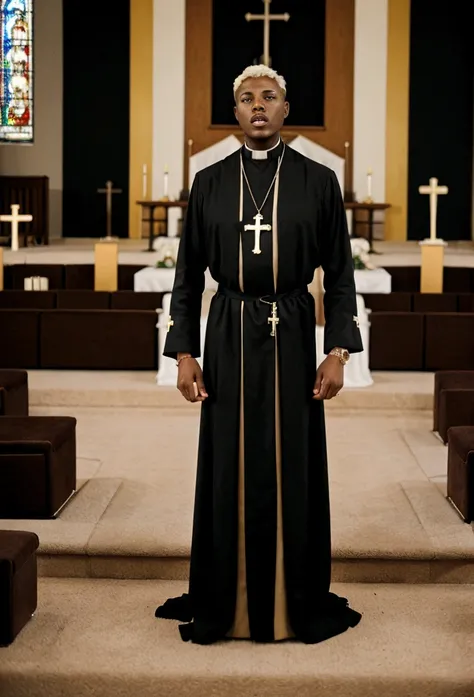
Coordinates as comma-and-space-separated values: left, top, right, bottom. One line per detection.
228, 152, 293, 640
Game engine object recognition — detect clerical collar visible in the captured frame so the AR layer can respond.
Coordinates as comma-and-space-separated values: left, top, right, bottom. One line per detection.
243, 138, 282, 161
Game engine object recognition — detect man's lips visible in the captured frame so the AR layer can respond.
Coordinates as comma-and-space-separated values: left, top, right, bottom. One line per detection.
250, 114, 269, 125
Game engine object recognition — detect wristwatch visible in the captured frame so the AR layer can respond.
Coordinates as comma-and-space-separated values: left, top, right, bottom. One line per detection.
329, 347, 350, 365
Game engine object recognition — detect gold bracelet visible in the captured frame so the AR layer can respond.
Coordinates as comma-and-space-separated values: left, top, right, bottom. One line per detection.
176, 355, 192, 367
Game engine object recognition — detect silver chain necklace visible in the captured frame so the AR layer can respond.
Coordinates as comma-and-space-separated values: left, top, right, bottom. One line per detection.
240, 143, 286, 216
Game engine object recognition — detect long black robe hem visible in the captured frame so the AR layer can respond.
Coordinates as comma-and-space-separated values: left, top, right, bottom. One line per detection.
155, 592, 362, 645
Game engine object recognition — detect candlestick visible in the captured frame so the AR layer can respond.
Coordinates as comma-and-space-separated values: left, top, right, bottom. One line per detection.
343, 141, 353, 202
163, 165, 169, 200
363, 167, 373, 204
142, 164, 148, 199
187, 139, 193, 190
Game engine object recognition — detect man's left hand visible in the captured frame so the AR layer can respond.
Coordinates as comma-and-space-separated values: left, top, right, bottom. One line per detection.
313, 355, 344, 400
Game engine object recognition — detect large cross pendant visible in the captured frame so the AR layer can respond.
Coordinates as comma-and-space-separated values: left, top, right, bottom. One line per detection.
244, 213, 272, 255
268, 302, 279, 337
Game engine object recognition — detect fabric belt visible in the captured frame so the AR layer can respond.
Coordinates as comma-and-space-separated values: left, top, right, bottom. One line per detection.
217, 286, 309, 303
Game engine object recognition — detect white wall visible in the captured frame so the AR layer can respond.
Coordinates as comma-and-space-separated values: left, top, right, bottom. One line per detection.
0, 0, 63, 239
353, 0, 388, 204
153, 0, 185, 236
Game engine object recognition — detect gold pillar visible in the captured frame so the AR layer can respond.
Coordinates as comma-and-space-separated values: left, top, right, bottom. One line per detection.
385, 0, 411, 241
420, 242, 445, 293
0, 248, 3, 290
94, 242, 118, 291
129, 0, 154, 239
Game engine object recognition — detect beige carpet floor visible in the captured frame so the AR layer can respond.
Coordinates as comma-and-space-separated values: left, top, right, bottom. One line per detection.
2, 399, 473, 581
1, 578, 473, 697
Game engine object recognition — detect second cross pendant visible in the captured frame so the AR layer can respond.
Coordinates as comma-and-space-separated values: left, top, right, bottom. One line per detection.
268, 302, 279, 337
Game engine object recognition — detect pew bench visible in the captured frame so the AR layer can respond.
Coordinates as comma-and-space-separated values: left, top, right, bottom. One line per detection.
434, 371, 474, 443
0, 370, 28, 416
447, 426, 474, 523
0, 529, 39, 646
0, 416, 77, 518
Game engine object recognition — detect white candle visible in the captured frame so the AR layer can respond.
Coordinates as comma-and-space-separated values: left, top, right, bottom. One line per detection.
24, 277, 32, 291
367, 168, 373, 199
164, 165, 169, 198
40, 276, 49, 291
142, 164, 148, 198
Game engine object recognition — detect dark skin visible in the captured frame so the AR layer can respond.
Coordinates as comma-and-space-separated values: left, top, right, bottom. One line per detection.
177, 75, 344, 403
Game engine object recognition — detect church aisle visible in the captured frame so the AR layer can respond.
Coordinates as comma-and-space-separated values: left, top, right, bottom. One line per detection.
1, 578, 473, 697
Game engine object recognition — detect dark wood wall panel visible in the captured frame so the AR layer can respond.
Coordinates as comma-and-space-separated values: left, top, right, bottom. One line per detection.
185, 0, 355, 186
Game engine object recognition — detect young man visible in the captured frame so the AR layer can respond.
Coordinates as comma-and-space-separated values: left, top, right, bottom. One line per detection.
156, 65, 363, 644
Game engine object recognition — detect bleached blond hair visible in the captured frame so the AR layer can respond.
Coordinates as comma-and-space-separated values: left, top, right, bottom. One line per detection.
233, 64, 287, 97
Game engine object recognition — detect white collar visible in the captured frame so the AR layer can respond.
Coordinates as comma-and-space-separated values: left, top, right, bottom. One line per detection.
244, 138, 281, 160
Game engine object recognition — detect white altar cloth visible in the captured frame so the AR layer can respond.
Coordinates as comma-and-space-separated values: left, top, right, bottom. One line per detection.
316, 294, 372, 388
157, 294, 372, 389
137, 263, 391, 296
134, 267, 218, 293
354, 268, 391, 294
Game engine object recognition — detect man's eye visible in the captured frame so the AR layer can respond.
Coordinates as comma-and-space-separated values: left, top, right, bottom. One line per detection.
265, 95, 275, 100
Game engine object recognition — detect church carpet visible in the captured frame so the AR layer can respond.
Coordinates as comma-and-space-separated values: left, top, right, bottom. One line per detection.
0, 578, 473, 697
1, 370, 473, 694
1, 370, 473, 583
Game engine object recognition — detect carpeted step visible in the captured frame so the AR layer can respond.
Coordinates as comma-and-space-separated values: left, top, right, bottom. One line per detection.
1, 579, 472, 697
26, 370, 435, 410
2, 406, 474, 584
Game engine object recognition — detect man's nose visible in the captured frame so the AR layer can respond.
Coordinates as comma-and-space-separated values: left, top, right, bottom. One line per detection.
252, 102, 265, 111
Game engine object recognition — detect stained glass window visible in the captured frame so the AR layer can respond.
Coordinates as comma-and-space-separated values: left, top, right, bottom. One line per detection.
0, 0, 33, 143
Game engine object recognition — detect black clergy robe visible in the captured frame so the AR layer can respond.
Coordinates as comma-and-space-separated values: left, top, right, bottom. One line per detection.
157, 140, 364, 644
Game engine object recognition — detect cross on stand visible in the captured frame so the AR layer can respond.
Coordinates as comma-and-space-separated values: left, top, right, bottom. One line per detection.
0, 204, 33, 251
418, 177, 448, 242
245, 0, 290, 66
244, 213, 271, 255
97, 180, 122, 240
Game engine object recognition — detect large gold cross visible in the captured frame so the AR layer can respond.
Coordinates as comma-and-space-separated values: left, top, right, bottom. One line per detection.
167, 317, 174, 332
244, 213, 272, 255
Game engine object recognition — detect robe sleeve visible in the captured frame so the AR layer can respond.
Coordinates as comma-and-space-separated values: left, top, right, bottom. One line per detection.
163, 173, 207, 360
320, 170, 364, 355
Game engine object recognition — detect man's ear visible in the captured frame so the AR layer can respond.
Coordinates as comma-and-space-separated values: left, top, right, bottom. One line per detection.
234, 105, 239, 121
284, 101, 290, 119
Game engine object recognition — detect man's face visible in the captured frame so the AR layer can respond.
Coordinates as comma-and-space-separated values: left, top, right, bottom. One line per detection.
234, 76, 289, 142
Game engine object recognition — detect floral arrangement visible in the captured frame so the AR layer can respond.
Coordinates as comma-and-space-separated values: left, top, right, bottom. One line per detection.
350, 237, 374, 270
154, 239, 178, 269
155, 253, 176, 269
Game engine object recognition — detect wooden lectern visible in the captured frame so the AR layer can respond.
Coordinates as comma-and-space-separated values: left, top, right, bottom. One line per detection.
94, 242, 118, 291
0, 248, 3, 291
420, 240, 446, 293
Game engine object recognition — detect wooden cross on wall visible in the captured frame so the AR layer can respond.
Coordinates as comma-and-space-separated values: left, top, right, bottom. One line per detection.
245, 0, 290, 67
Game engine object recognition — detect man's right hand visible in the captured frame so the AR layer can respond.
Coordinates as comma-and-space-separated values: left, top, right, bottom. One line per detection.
177, 354, 208, 403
